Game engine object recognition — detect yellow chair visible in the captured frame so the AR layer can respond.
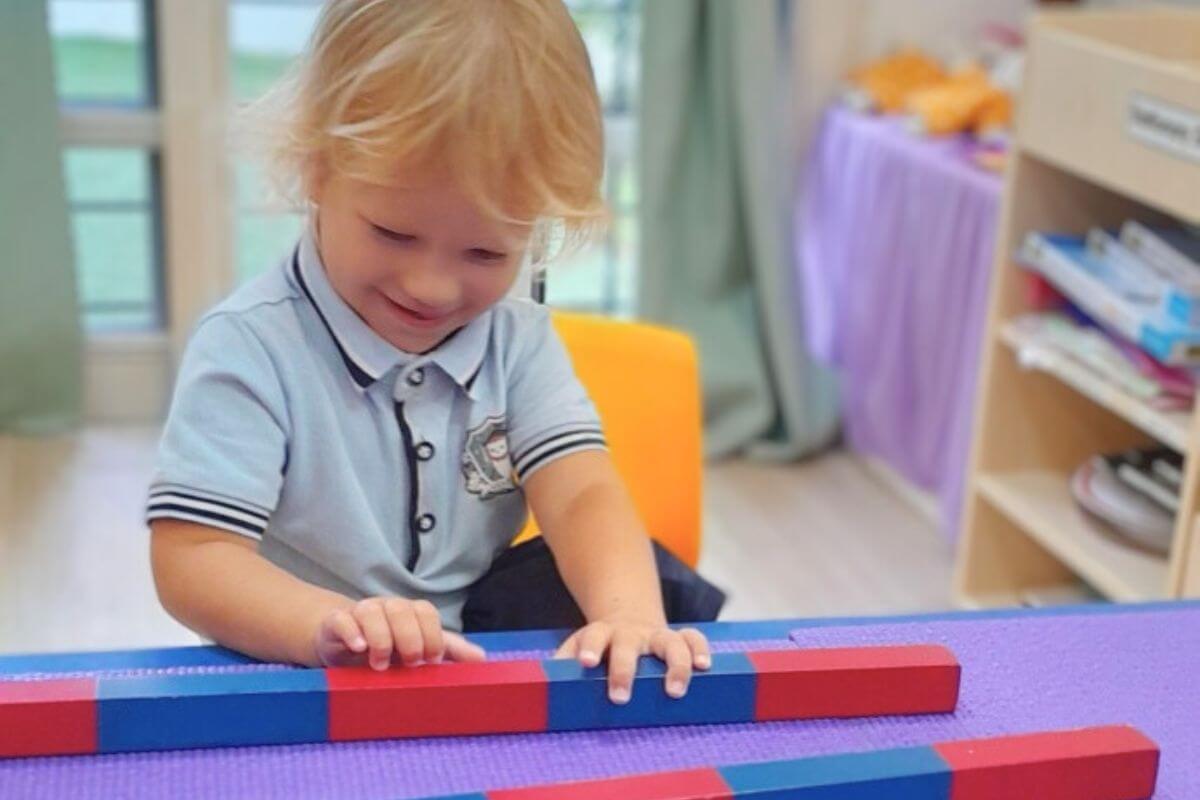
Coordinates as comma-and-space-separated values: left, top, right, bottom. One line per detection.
512, 312, 703, 568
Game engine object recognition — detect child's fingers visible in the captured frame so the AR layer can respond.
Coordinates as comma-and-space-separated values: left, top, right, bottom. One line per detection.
352, 599, 394, 671
650, 630, 693, 699
383, 600, 425, 666
553, 630, 582, 660
606, 629, 643, 705
328, 609, 367, 655
411, 600, 445, 663
575, 622, 614, 669
444, 631, 487, 662
678, 627, 711, 670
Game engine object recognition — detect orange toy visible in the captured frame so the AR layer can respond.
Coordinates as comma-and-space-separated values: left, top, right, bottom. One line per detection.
512, 312, 703, 568
904, 64, 999, 136
844, 49, 946, 114
972, 89, 1014, 140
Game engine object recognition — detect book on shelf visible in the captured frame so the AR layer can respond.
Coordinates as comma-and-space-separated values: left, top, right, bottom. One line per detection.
1008, 312, 1194, 412
1087, 228, 1200, 327
1122, 222, 1200, 280
1018, 232, 1200, 366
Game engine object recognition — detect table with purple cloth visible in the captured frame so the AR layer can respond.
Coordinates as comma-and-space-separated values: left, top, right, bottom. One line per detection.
2, 601, 1198, 798
799, 104, 1003, 539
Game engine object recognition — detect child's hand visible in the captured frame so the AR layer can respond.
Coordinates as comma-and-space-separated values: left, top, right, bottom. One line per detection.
314, 597, 486, 670
554, 619, 711, 705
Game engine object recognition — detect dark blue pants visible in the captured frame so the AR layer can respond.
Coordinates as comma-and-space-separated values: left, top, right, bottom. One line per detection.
461, 537, 727, 632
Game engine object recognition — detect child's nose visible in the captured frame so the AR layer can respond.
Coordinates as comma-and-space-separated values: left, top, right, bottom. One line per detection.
402, 256, 461, 311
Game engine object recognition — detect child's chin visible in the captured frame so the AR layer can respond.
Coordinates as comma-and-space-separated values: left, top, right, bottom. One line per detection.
384, 325, 445, 354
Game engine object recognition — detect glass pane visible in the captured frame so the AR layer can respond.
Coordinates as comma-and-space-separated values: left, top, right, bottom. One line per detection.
237, 212, 305, 284
230, 2, 320, 284
229, 1, 323, 103
613, 212, 638, 314
554, 0, 640, 313
546, 244, 611, 312
71, 210, 156, 329
235, 155, 304, 283
568, 0, 640, 113
63, 148, 149, 204
63, 148, 159, 330
234, 158, 285, 210
48, 0, 148, 105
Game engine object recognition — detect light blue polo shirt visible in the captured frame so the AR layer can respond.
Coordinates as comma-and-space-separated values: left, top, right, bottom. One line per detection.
146, 228, 607, 629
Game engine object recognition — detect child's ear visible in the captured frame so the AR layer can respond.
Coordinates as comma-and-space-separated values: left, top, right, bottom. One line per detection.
303, 155, 330, 207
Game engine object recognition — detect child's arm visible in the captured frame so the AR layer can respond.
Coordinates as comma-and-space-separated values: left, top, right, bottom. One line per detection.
150, 519, 484, 668
523, 450, 710, 703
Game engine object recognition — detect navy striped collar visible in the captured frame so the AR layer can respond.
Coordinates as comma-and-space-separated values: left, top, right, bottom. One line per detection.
288, 228, 491, 396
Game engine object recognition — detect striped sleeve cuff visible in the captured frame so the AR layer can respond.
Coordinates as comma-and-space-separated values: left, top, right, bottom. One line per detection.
512, 425, 608, 480
145, 486, 270, 540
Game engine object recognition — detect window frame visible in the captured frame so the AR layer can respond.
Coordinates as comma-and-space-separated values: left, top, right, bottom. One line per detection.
58, 0, 233, 421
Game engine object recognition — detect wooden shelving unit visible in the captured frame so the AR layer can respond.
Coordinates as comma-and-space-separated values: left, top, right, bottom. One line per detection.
955, 7, 1200, 607
998, 322, 1192, 452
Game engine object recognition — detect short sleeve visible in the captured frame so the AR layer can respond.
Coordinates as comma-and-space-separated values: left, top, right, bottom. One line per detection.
146, 314, 290, 540
505, 308, 607, 481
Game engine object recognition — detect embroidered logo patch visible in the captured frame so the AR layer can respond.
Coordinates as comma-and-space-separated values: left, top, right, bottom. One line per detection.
462, 415, 516, 500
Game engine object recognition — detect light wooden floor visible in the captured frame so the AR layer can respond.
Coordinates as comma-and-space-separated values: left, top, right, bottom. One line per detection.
700, 455, 953, 620
0, 427, 953, 655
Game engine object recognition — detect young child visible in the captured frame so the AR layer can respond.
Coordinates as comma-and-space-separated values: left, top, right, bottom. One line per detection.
147, 0, 722, 705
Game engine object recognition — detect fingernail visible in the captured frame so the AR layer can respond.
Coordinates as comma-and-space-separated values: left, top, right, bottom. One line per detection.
580, 650, 599, 666
610, 686, 631, 705
696, 655, 711, 668
352, 638, 367, 651
431, 653, 443, 664
667, 680, 686, 698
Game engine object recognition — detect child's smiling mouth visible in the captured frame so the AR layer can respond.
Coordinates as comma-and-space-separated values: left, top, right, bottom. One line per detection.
380, 293, 451, 329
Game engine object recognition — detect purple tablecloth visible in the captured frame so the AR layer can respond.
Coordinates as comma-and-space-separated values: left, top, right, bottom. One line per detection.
799, 105, 1002, 540
2, 604, 1197, 798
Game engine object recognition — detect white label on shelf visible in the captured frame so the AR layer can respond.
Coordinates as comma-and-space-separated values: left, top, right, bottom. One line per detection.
1127, 92, 1200, 165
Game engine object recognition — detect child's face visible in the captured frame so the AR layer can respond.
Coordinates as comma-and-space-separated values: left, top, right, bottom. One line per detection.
312, 161, 529, 354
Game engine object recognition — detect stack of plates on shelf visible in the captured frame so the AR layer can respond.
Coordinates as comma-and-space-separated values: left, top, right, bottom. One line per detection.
1070, 447, 1181, 555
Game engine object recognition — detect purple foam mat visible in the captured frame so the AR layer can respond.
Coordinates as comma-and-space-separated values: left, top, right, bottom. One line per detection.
1, 609, 1195, 799
788, 608, 1200, 798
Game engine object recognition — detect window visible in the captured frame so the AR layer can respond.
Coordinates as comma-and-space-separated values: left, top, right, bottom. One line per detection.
228, 0, 641, 315
549, 0, 640, 315
49, 0, 152, 105
63, 148, 160, 330
49, 0, 164, 331
229, 0, 321, 284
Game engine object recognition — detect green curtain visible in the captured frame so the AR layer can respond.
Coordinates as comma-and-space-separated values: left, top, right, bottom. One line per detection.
639, 0, 838, 460
0, 1, 83, 434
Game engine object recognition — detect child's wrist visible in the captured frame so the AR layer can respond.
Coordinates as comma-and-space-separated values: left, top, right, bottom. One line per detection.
299, 594, 357, 666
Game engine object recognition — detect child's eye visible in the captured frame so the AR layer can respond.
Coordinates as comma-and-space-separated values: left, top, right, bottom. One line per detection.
467, 248, 507, 263
371, 224, 416, 244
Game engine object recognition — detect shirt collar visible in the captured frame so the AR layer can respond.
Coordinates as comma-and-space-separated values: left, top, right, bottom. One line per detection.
288, 226, 491, 397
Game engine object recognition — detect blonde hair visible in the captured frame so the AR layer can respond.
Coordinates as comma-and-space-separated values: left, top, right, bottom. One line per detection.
243, 0, 607, 259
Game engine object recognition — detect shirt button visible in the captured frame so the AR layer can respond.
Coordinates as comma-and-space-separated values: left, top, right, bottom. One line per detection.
407, 368, 426, 387
416, 513, 436, 533
416, 442, 436, 461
